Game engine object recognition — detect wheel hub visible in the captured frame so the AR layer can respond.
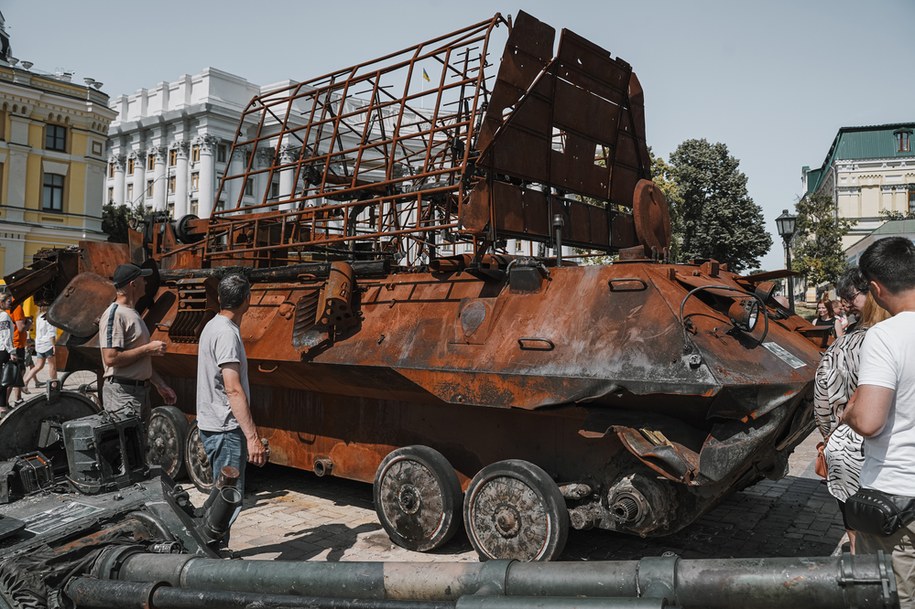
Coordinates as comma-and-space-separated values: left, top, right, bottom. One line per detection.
398, 484, 422, 514
493, 503, 521, 538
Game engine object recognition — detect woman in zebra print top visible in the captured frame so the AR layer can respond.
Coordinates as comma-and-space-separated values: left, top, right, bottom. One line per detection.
814, 292, 889, 552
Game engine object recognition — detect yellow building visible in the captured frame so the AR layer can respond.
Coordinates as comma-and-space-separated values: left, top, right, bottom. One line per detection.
0, 13, 116, 275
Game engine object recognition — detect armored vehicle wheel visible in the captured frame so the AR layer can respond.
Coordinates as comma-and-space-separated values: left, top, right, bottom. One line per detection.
145, 406, 189, 479
185, 422, 214, 493
463, 459, 569, 562
373, 445, 463, 552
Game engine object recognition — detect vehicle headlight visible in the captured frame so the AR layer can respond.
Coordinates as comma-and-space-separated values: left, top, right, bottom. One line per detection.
728, 298, 760, 332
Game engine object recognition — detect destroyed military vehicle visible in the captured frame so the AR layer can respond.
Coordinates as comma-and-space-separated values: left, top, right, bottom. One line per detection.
3, 11, 828, 561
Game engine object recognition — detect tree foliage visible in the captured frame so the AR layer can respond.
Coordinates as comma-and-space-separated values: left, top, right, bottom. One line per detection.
666, 139, 771, 273
648, 148, 680, 259
101, 203, 144, 243
793, 193, 855, 286
879, 208, 915, 221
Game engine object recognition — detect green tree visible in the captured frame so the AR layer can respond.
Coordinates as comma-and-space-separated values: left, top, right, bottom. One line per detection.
102, 203, 144, 243
667, 139, 771, 273
793, 193, 855, 287
648, 148, 680, 260
879, 208, 915, 221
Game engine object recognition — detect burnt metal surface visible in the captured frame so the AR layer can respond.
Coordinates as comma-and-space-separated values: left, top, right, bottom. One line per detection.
3, 11, 828, 558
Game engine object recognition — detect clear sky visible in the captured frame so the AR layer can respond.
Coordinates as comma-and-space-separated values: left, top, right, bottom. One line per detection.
5, 0, 914, 271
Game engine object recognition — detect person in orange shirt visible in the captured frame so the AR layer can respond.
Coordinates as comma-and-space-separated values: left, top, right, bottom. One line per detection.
7, 304, 31, 405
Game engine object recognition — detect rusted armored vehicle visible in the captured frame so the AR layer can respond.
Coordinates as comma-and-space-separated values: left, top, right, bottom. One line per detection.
4, 12, 827, 561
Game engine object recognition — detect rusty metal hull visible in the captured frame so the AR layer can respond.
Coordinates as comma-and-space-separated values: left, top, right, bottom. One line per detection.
56, 254, 818, 538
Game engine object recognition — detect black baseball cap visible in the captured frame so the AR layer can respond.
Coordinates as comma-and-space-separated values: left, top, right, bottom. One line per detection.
113, 263, 153, 288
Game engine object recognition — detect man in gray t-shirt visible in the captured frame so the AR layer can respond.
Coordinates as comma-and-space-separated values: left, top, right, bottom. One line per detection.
196, 274, 267, 540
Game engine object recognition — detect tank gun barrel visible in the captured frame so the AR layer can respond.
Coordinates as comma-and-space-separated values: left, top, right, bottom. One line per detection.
85, 550, 897, 609
158, 259, 390, 284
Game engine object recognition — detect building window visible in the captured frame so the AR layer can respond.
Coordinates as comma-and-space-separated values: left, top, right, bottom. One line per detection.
42, 173, 65, 211
217, 144, 227, 163
215, 199, 226, 212
45, 125, 67, 152
0, 111, 6, 141
909, 189, 915, 215
107, 187, 114, 203
191, 172, 199, 191
896, 129, 913, 153
126, 183, 134, 203
127, 157, 135, 175
168, 175, 176, 194
270, 179, 280, 199
168, 149, 177, 166
190, 200, 199, 216
191, 144, 200, 163
147, 154, 155, 171
147, 179, 154, 197
244, 178, 254, 196
108, 162, 115, 178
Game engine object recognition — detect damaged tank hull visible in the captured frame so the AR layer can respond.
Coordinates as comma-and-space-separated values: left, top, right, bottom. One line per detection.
4, 11, 826, 560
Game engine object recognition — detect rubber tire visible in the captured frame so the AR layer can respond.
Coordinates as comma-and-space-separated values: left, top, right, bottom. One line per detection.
185, 422, 215, 493
463, 459, 569, 561
146, 406, 189, 479
373, 445, 463, 552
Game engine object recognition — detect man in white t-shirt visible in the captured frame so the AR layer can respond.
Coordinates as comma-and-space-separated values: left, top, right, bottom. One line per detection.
196, 274, 267, 541
844, 236, 915, 608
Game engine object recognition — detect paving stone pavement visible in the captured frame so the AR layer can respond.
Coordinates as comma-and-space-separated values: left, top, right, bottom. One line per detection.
179, 429, 843, 563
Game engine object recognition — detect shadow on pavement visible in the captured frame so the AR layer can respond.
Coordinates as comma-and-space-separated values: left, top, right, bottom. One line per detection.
237, 522, 382, 561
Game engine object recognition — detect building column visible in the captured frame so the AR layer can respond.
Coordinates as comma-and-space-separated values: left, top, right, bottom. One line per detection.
227, 145, 247, 210
256, 148, 274, 208
279, 144, 298, 212
173, 142, 190, 218
197, 135, 218, 218
111, 155, 126, 206
5, 145, 28, 223
151, 146, 167, 212
132, 149, 146, 209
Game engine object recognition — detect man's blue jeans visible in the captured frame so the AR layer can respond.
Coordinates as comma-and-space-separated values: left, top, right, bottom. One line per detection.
199, 427, 247, 542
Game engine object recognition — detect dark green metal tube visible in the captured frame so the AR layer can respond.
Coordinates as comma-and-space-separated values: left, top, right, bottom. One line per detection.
103, 551, 897, 609
455, 598, 664, 609
64, 578, 452, 609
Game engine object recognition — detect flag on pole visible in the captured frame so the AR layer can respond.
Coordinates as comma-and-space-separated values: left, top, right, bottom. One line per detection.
422, 68, 430, 82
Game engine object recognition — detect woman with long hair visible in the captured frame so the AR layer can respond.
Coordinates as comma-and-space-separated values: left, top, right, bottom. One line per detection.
814, 292, 891, 553
814, 298, 836, 327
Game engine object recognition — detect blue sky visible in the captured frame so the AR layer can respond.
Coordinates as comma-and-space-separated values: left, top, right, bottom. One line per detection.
5, 0, 914, 271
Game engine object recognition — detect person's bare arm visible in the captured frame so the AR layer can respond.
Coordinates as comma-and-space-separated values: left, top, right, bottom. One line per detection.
101, 340, 167, 369
150, 369, 177, 405
843, 385, 895, 437
221, 362, 267, 466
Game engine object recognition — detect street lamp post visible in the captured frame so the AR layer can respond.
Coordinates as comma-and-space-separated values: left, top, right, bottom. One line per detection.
775, 209, 798, 312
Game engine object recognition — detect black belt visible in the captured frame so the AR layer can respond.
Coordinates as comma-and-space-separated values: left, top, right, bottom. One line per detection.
109, 376, 150, 387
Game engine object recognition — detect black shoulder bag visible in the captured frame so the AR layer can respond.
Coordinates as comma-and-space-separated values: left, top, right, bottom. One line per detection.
845, 487, 915, 536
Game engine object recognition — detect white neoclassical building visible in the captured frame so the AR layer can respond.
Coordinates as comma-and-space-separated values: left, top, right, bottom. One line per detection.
105, 68, 303, 220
